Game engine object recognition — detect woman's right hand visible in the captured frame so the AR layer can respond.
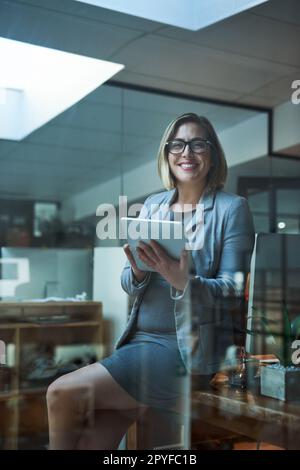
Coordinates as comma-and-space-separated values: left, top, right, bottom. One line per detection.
123, 244, 148, 283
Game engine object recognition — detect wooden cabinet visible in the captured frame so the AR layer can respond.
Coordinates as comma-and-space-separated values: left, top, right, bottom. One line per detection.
0, 301, 103, 449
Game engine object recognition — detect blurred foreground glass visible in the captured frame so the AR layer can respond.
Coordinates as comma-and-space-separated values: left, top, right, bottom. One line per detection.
229, 346, 248, 389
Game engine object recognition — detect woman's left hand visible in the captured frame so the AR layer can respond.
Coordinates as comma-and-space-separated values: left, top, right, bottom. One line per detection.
137, 240, 189, 291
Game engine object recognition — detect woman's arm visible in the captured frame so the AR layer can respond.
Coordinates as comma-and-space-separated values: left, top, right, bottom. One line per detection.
191, 197, 255, 303
120, 259, 151, 296
120, 195, 153, 296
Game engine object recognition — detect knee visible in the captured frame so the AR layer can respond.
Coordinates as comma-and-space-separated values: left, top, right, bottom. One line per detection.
46, 375, 71, 412
46, 373, 95, 416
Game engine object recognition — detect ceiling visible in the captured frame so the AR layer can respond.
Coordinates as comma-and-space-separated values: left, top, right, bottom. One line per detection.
1, 0, 299, 107
0, 0, 299, 203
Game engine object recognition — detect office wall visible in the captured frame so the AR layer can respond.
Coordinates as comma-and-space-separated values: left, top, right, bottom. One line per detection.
93, 247, 128, 354
0, 247, 93, 301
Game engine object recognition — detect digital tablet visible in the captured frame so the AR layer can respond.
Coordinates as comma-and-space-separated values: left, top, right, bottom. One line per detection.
120, 217, 187, 272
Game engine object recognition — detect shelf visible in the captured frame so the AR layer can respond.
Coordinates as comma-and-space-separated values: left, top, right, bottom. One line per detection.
0, 301, 103, 450
0, 390, 19, 401
19, 387, 47, 396
15, 320, 101, 328
0, 301, 101, 307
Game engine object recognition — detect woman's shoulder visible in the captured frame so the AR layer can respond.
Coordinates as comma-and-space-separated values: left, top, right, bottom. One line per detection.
214, 189, 248, 210
144, 189, 175, 206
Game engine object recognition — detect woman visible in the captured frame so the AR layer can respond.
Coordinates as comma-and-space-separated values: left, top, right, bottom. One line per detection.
46, 113, 254, 450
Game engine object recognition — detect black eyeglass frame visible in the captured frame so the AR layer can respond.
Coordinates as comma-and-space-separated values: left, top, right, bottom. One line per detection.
165, 138, 213, 155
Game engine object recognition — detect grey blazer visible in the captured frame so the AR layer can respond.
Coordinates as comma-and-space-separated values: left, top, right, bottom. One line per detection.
115, 187, 255, 375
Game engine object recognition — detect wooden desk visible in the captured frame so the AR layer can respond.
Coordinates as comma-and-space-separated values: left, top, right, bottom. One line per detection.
192, 384, 300, 449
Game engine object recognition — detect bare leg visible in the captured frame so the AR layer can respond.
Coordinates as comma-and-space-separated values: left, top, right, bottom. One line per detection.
46, 363, 149, 450
77, 409, 145, 450
47, 382, 95, 449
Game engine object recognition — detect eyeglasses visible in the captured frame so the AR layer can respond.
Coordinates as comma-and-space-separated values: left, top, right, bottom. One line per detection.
165, 139, 212, 155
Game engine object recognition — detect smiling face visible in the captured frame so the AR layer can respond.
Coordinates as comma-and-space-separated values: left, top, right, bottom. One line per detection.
167, 122, 212, 188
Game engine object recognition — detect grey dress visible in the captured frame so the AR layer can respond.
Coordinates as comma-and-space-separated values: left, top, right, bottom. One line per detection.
99, 211, 193, 411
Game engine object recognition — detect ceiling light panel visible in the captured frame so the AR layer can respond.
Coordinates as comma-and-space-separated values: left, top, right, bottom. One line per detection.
0, 37, 124, 140
74, 0, 269, 31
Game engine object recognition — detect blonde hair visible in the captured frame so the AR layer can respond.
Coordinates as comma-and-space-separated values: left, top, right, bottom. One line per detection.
157, 113, 227, 191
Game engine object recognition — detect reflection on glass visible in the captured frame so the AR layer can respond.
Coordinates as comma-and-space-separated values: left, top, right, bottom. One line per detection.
247, 190, 269, 233
228, 346, 247, 390
276, 189, 300, 234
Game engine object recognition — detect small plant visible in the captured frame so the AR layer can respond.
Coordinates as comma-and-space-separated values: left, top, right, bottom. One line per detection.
246, 302, 300, 367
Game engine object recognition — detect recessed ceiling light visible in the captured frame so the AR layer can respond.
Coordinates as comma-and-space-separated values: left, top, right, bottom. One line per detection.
0, 37, 124, 140
74, 0, 269, 31
278, 221, 286, 229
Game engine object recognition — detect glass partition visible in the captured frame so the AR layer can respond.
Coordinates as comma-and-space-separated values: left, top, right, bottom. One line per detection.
2, 79, 299, 451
